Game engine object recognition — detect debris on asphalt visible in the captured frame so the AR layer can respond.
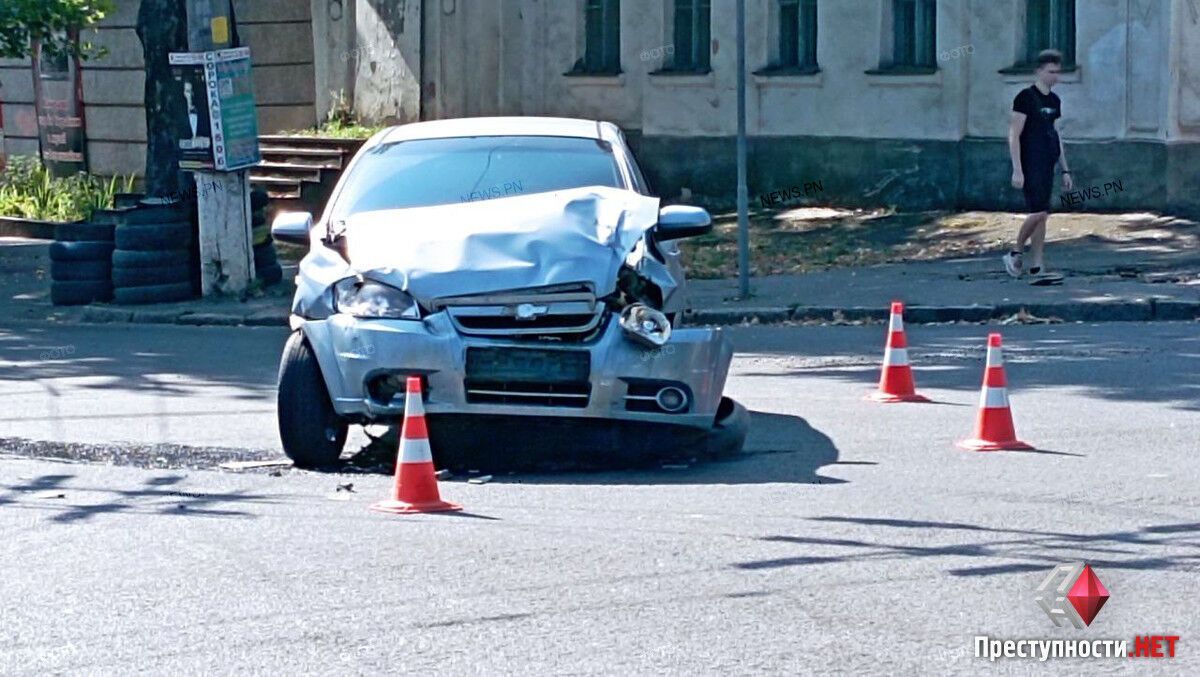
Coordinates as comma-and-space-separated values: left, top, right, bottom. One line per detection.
32, 491, 66, 499
0, 438, 288, 471
218, 459, 294, 471
336, 482, 355, 493
999, 309, 1061, 325
467, 475, 493, 484
435, 469, 453, 480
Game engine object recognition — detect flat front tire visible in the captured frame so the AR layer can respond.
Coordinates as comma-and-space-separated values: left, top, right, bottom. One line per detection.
277, 331, 348, 468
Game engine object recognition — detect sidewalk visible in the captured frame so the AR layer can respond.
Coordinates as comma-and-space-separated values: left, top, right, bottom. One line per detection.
2, 224, 1198, 328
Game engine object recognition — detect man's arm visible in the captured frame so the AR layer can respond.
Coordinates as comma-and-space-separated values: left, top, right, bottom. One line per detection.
1057, 135, 1072, 190
1009, 112, 1026, 187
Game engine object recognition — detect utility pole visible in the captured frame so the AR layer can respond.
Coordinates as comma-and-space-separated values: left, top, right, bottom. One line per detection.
735, 0, 750, 299
183, 0, 255, 295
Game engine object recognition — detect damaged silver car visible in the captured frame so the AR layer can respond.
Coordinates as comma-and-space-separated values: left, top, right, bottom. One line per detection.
272, 117, 748, 468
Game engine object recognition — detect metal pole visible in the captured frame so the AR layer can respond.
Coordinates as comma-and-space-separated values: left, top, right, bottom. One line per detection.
735, 0, 750, 298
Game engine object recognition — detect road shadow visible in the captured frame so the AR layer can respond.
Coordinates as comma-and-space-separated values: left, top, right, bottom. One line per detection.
732, 516, 1200, 575
732, 322, 1200, 411
0, 472, 280, 525
339, 409, 844, 486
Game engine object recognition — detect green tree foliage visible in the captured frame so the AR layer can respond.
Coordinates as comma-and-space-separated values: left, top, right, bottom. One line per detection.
0, 0, 113, 61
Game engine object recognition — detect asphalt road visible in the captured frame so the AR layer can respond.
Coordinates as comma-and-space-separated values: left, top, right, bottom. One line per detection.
1, 319, 1198, 675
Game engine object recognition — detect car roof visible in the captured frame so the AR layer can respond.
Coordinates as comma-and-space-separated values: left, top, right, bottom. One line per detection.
373, 116, 622, 146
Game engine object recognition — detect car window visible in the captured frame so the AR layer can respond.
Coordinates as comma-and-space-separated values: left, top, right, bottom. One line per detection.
329, 135, 625, 219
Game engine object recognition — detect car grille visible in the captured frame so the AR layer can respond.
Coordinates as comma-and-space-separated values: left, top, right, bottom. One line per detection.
464, 347, 591, 408
435, 284, 604, 340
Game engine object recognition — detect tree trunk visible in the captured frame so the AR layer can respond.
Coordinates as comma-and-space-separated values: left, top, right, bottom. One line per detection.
135, 0, 188, 199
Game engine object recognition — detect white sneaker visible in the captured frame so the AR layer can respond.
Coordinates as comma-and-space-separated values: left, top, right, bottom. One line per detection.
1002, 251, 1024, 278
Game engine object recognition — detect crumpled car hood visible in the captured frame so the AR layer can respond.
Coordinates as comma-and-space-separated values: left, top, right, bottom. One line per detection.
339, 186, 661, 304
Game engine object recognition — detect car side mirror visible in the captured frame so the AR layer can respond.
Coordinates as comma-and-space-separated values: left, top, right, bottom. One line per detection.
655, 205, 712, 241
271, 211, 313, 246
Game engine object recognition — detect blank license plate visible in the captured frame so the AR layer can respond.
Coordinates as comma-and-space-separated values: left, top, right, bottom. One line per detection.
465, 348, 589, 383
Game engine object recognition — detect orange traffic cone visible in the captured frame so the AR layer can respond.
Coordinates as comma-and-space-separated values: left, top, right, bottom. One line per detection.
867, 301, 930, 403
958, 333, 1034, 451
371, 377, 462, 514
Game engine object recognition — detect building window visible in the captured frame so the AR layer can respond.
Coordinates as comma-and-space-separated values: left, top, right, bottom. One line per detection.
672, 0, 711, 72
1025, 0, 1075, 67
892, 0, 936, 68
569, 0, 621, 75
779, 0, 818, 70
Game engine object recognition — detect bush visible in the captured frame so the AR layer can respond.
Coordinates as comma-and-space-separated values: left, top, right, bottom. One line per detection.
0, 156, 136, 222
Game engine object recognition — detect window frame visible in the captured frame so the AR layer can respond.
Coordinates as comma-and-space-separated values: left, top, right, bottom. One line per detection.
568, 0, 622, 76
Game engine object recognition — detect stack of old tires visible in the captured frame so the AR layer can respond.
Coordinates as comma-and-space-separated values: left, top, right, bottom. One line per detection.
112, 202, 196, 304
251, 188, 282, 286
49, 213, 119, 305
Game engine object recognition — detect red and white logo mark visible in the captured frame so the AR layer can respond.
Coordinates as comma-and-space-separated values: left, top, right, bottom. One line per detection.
1035, 562, 1110, 628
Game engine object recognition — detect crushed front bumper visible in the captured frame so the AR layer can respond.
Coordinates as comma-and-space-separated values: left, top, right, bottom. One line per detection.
299, 311, 733, 429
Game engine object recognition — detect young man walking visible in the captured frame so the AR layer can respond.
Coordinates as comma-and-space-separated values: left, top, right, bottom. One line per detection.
1005, 49, 1072, 280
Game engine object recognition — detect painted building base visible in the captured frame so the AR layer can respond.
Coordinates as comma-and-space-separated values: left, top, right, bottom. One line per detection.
630, 134, 1199, 219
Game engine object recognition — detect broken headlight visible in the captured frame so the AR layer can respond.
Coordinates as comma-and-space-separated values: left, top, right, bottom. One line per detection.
333, 277, 419, 319
619, 303, 671, 347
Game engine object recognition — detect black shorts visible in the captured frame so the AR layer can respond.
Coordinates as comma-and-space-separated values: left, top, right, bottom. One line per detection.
1021, 156, 1058, 213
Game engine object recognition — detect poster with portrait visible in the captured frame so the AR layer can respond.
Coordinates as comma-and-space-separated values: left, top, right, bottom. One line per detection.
169, 47, 260, 171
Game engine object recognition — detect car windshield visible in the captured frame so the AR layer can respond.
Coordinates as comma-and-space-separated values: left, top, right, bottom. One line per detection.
328, 135, 624, 220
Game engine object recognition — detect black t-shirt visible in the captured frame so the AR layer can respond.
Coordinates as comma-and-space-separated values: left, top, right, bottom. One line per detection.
1012, 85, 1061, 163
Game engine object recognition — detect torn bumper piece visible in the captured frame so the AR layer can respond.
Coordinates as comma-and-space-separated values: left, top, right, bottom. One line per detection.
299, 311, 733, 429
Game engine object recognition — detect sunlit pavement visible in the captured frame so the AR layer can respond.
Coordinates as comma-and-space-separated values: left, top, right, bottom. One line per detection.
2, 321, 1198, 674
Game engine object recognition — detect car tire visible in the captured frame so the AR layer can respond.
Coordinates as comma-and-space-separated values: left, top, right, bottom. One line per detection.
277, 331, 348, 468
257, 261, 283, 286
112, 248, 191, 268
50, 259, 110, 282
122, 203, 187, 225
54, 222, 115, 242
250, 188, 269, 211
113, 282, 194, 305
705, 397, 750, 458
253, 242, 278, 268
114, 221, 193, 251
49, 240, 114, 263
252, 223, 271, 246
51, 280, 113, 306
112, 264, 190, 287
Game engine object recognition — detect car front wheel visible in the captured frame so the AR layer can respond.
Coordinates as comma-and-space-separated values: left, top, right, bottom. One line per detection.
277, 331, 348, 468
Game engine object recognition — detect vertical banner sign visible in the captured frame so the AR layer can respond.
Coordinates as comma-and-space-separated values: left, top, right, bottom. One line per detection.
169, 47, 260, 171
31, 40, 88, 176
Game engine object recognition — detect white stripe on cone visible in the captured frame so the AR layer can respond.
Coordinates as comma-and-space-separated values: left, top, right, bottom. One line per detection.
884, 346, 909, 366
890, 314, 904, 332
400, 434, 433, 464
399, 386, 431, 463
979, 386, 1010, 409
986, 345, 1004, 367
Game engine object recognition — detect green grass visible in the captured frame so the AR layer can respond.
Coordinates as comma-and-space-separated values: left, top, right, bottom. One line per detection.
0, 157, 136, 222
282, 120, 385, 140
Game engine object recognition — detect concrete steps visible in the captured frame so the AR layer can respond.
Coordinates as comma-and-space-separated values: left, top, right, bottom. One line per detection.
250, 136, 366, 214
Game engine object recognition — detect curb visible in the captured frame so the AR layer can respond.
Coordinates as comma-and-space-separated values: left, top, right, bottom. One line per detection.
57, 298, 1200, 329
682, 299, 1200, 326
